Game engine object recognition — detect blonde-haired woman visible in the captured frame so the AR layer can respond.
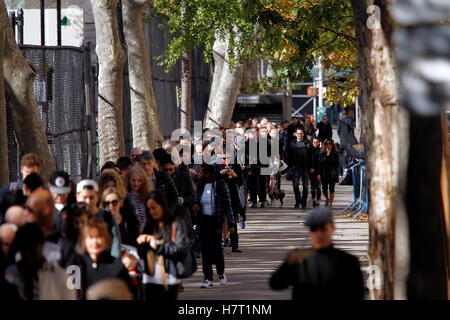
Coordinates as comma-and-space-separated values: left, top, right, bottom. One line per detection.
126, 166, 150, 225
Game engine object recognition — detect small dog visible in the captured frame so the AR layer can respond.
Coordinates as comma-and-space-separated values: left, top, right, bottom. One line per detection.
268, 188, 286, 207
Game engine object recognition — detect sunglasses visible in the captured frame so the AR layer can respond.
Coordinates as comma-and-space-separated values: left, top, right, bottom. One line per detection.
103, 200, 119, 207
309, 225, 327, 232
326, 142, 332, 145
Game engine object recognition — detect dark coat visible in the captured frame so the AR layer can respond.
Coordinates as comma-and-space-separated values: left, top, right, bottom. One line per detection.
154, 169, 180, 214
138, 218, 189, 279
215, 162, 244, 219
80, 252, 133, 299
317, 121, 333, 142
173, 168, 195, 212
288, 139, 311, 170
194, 179, 235, 233
318, 151, 340, 182
119, 196, 140, 247
310, 146, 322, 179
270, 246, 364, 300
338, 118, 358, 147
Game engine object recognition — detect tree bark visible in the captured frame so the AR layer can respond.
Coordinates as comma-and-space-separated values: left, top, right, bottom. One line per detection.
1, 0, 55, 181
90, 0, 126, 167
180, 50, 192, 132
351, 0, 409, 299
122, 0, 163, 150
204, 37, 243, 129
0, 22, 8, 186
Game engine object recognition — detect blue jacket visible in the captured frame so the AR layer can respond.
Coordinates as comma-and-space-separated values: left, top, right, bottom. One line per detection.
194, 179, 235, 233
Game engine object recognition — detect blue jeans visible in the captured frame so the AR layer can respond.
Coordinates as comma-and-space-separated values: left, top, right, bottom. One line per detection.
290, 167, 309, 207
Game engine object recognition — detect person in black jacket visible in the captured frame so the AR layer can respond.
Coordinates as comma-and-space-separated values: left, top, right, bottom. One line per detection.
216, 152, 244, 253
288, 129, 311, 209
310, 137, 322, 207
247, 128, 271, 208
193, 164, 235, 288
78, 219, 134, 299
318, 138, 341, 208
136, 151, 180, 215
269, 207, 364, 300
49, 171, 76, 241
100, 187, 140, 247
317, 115, 333, 142
137, 191, 189, 300
160, 153, 195, 242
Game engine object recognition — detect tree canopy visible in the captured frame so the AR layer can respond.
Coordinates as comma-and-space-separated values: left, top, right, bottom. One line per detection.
148, 0, 359, 106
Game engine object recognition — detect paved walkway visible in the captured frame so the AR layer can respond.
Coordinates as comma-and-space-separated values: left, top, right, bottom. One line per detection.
178, 177, 369, 300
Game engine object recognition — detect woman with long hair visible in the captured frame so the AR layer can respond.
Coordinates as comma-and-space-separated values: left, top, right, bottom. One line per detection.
137, 191, 189, 301
100, 187, 140, 247
125, 166, 150, 225
317, 138, 341, 208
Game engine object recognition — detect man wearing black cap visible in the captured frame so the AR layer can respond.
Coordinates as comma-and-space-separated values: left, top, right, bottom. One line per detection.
49, 171, 76, 241
269, 207, 364, 300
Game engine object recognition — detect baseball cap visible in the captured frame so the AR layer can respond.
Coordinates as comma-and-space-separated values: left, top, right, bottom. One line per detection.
76, 179, 99, 193
304, 207, 333, 228
49, 171, 71, 195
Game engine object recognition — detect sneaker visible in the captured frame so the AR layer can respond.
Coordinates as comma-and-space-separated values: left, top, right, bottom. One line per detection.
219, 274, 227, 285
239, 219, 246, 229
301, 205, 306, 210
251, 203, 258, 208
313, 200, 317, 207
201, 280, 214, 288
224, 238, 231, 247
232, 248, 242, 253
294, 204, 299, 209
325, 199, 329, 207
260, 202, 265, 208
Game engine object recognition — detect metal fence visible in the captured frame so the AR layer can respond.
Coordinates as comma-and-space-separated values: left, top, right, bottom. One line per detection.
6, 45, 95, 184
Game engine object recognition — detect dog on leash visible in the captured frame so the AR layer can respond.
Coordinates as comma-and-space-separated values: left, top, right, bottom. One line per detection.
268, 188, 286, 207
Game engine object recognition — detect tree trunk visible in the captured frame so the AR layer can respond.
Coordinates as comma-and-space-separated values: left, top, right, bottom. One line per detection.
1, 0, 55, 181
406, 114, 447, 299
351, 0, 410, 299
122, 0, 163, 150
180, 50, 192, 132
0, 23, 8, 186
204, 38, 243, 129
204, 38, 226, 129
90, 0, 126, 167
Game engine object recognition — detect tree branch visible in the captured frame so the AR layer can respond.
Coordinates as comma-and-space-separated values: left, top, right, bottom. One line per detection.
318, 26, 356, 41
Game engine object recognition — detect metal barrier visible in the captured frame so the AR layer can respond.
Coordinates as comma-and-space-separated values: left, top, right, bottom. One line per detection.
338, 161, 368, 220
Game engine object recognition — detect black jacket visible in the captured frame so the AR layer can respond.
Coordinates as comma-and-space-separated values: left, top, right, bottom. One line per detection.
154, 169, 180, 214
215, 162, 244, 219
79, 252, 133, 299
138, 218, 189, 278
173, 168, 195, 213
118, 196, 140, 247
288, 139, 311, 170
270, 246, 364, 300
318, 151, 340, 182
317, 121, 333, 141
310, 146, 321, 179
194, 179, 235, 233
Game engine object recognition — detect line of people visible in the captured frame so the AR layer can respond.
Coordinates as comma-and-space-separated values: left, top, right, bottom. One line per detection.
0, 113, 344, 300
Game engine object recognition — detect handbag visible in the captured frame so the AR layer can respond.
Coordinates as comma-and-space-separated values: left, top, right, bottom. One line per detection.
171, 221, 197, 279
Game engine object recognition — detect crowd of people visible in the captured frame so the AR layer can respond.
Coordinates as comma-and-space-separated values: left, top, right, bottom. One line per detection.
0, 112, 356, 300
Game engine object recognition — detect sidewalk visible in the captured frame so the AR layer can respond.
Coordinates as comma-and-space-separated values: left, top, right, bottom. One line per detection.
178, 177, 369, 300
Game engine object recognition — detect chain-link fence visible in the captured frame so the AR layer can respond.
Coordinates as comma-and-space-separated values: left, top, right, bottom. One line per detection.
6, 45, 94, 184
